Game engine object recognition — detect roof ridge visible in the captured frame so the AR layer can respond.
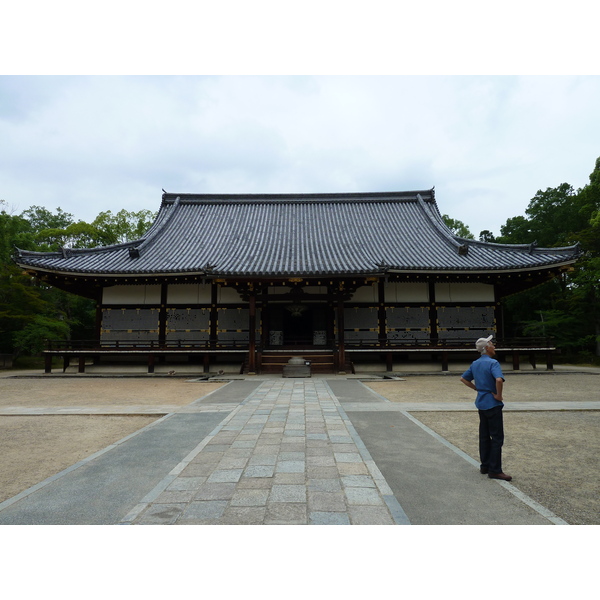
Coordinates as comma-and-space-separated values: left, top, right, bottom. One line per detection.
14, 238, 142, 259
134, 196, 181, 255
161, 189, 436, 204
415, 193, 469, 256
460, 238, 581, 254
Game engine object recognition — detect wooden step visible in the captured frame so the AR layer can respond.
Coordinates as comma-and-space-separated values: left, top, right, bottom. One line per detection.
259, 351, 336, 374
240, 351, 352, 375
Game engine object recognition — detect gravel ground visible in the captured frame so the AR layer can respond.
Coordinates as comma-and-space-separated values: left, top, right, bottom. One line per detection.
365, 372, 600, 525
0, 414, 160, 503
0, 376, 224, 504
365, 371, 598, 404
0, 377, 224, 407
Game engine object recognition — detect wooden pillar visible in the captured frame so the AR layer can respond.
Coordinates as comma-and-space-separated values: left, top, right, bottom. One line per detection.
428, 282, 438, 344
546, 351, 554, 371
493, 283, 503, 341
378, 279, 387, 346
95, 303, 103, 345
441, 351, 449, 372
44, 354, 52, 374
512, 351, 520, 370
378, 280, 391, 372
158, 283, 168, 346
529, 353, 537, 370
386, 352, 393, 372
337, 292, 346, 373
210, 282, 218, 348
261, 286, 270, 349
148, 354, 155, 373
248, 290, 257, 374
78, 356, 86, 373
327, 299, 338, 370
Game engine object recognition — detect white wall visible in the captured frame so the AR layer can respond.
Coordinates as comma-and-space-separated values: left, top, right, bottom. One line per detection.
384, 282, 429, 302
102, 285, 161, 304
217, 286, 246, 303
434, 283, 495, 302
167, 284, 212, 304
351, 285, 378, 302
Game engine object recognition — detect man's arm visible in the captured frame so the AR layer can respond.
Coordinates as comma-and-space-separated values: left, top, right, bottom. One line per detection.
493, 377, 503, 401
460, 377, 477, 391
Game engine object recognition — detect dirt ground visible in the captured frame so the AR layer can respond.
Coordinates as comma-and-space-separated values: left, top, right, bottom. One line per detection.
364, 371, 599, 404
365, 372, 600, 525
0, 414, 161, 503
1, 372, 598, 524
0, 377, 224, 407
412, 411, 600, 525
0, 377, 224, 504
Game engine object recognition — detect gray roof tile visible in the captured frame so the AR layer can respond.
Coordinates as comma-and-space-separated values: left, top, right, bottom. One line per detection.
15, 190, 580, 277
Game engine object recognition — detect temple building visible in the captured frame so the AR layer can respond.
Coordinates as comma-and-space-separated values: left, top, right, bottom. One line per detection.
15, 189, 581, 374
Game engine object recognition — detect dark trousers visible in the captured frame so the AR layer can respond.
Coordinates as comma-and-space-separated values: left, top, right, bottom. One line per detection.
478, 405, 504, 474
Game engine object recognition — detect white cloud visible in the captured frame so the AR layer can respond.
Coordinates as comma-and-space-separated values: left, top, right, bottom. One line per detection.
1, 75, 599, 239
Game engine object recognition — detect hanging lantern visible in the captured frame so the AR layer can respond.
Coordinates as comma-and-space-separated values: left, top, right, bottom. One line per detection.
286, 303, 307, 317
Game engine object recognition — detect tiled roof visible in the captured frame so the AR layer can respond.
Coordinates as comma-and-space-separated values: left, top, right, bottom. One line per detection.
15, 190, 580, 277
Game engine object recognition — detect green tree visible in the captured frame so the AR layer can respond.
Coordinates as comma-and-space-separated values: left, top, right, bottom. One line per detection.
525, 183, 583, 247
1, 202, 157, 358
13, 314, 71, 358
92, 209, 156, 245
497, 215, 532, 244
442, 214, 475, 239
498, 157, 600, 358
0, 201, 47, 354
20, 205, 74, 232
566, 159, 600, 356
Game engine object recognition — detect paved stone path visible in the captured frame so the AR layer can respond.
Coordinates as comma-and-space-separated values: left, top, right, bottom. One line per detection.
122, 379, 409, 525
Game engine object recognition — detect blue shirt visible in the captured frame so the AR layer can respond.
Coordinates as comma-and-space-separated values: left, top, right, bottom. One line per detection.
461, 354, 505, 410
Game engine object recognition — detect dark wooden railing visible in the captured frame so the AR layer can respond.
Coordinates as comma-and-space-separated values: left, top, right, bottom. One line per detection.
44, 339, 251, 351
42, 336, 556, 374
344, 336, 556, 350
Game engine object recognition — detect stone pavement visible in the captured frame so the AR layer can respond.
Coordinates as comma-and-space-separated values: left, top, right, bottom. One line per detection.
122, 379, 408, 525
1, 375, 584, 525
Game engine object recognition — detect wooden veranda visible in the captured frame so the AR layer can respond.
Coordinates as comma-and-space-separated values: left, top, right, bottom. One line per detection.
42, 337, 557, 374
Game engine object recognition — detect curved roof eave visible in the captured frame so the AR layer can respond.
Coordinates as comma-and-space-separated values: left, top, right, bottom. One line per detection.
13, 189, 581, 279
15, 260, 577, 280
387, 259, 577, 275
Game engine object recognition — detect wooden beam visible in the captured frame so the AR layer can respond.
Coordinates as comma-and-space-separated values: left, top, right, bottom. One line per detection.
441, 351, 449, 371
337, 294, 346, 373
158, 283, 168, 346
428, 282, 438, 344
248, 291, 257, 374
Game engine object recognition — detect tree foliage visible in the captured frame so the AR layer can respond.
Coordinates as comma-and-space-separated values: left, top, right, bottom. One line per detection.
0, 201, 155, 358
497, 157, 600, 358
442, 214, 475, 239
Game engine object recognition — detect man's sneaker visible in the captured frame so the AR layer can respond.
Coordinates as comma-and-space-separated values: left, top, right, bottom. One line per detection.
488, 472, 512, 481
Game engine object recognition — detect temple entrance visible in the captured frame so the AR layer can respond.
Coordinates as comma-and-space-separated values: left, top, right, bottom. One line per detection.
283, 306, 312, 344
266, 304, 330, 347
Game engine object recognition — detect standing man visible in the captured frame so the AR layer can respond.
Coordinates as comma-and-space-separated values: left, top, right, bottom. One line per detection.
460, 335, 512, 481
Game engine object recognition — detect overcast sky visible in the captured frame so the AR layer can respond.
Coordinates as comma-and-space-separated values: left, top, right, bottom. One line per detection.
2, 4, 599, 239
